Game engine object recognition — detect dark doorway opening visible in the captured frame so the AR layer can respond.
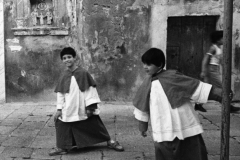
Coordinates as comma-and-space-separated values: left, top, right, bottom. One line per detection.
166, 16, 218, 79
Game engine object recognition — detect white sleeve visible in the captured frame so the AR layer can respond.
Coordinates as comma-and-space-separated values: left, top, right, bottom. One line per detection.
83, 86, 101, 107
191, 82, 212, 103
57, 92, 65, 110
133, 108, 150, 122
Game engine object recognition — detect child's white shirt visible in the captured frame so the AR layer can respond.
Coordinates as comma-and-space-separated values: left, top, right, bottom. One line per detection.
207, 44, 222, 65
56, 76, 101, 122
134, 80, 212, 142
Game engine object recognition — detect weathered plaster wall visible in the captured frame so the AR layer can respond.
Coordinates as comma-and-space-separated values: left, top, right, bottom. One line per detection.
4, 0, 69, 102
77, 0, 152, 101
3, 0, 152, 102
2, 0, 240, 103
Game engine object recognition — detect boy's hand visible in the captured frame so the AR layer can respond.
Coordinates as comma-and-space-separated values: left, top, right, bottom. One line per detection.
141, 131, 147, 137
54, 110, 62, 122
86, 109, 94, 117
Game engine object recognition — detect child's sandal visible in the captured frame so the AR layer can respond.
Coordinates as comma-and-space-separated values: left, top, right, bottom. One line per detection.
107, 141, 124, 152
49, 147, 68, 156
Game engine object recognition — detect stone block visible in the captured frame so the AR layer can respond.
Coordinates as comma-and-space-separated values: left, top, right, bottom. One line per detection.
118, 135, 154, 153
30, 136, 56, 149
11, 128, 40, 137
201, 114, 221, 124
25, 116, 50, 122
0, 114, 9, 121
205, 137, 240, 156
1, 119, 23, 126
103, 151, 144, 160
32, 105, 55, 116
62, 150, 102, 160
0, 126, 16, 135
7, 113, 29, 119
0, 146, 5, 154
1, 147, 33, 159
19, 121, 46, 130
15, 105, 36, 113
46, 117, 55, 127
31, 148, 61, 160
1, 136, 35, 147
0, 135, 8, 144
202, 130, 220, 138
203, 123, 219, 130
39, 127, 56, 136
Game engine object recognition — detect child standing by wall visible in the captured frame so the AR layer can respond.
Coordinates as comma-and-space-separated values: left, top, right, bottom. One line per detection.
49, 47, 124, 156
133, 48, 225, 160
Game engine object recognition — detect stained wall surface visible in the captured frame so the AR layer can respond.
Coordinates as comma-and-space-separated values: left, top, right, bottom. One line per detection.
2, 0, 240, 103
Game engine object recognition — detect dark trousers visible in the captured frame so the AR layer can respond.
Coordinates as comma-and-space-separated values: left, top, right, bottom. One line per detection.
55, 115, 111, 149
154, 134, 208, 160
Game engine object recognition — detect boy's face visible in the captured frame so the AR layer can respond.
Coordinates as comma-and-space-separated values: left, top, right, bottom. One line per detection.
62, 54, 76, 68
143, 63, 160, 76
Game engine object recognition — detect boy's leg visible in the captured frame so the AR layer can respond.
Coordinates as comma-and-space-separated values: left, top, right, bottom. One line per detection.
154, 139, 179, 160
179, 134, 208, 160
49, 119, 69, 156
154, 135, 208, 160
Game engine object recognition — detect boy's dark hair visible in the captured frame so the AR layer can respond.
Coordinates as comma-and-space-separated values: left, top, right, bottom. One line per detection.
60, 47, 76, 60
210, 31, 223, 43
141, 48, 165, 68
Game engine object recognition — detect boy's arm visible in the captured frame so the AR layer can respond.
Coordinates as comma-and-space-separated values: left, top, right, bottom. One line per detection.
133, 108, 149, 137
84, 86, 101, 106
208, 86, 222, 103
83, 86, 101, 117
191, 82, 232, 104
54, 92, 65, 122
200, 54, 211, 78
200, 46, 215, 78
139, 121, 148, 137
57, 92, 65, 110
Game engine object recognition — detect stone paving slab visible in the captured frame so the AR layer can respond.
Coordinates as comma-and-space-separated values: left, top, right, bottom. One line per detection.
31, 148, 61, 160
30, 136, 56, 149
0, 126, 17, 135
1, 136, 35, 147
1, 147, 33, 159
0, 118, 23, 126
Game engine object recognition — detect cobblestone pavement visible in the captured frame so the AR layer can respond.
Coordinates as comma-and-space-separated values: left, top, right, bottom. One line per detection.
0, 101, 240, 160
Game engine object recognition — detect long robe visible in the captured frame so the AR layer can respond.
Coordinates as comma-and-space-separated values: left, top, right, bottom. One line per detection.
54, 67, 110, 149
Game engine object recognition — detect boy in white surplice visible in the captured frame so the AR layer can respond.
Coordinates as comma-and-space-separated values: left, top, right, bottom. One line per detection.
49, 47, 124, 156
133, 48, 226, 160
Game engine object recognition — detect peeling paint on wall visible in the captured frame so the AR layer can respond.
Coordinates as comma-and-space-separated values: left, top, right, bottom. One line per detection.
80, 0, 151, 100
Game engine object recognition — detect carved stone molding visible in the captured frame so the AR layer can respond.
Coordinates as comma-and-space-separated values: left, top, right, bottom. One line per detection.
12, 26, 69, 36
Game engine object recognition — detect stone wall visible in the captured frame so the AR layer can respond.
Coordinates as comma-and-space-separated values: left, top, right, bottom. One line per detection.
1, 0, 240, 103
